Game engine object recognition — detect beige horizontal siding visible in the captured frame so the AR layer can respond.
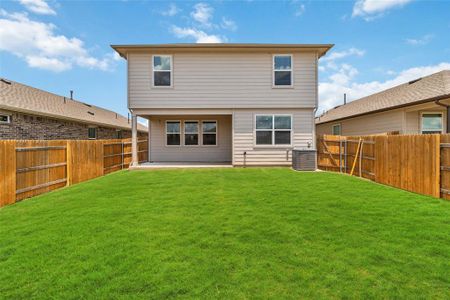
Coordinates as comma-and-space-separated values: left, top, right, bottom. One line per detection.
233, 108, 314, 166
149, 115, 232, 162
317, 100, 450, 136
128, 52, 317, 109
316, 109, 404, 136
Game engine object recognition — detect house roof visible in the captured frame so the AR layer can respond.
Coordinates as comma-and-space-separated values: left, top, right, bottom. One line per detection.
316, 70, 450, 125
0, 78, 147, 132
111, 43, 334, 59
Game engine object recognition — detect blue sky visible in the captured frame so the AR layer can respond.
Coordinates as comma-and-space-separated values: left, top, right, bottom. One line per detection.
1, 0, 449, 118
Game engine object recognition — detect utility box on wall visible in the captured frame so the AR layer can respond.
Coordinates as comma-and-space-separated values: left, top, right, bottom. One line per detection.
292, 149, 317, 171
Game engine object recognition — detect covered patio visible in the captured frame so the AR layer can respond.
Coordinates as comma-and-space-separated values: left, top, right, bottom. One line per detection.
129, 111, 233, 167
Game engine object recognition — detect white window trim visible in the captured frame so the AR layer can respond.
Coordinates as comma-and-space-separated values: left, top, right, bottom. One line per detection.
332, 123, 341, 136
88, 126, 97, 140
165, 120, 181, 146
272, 54, 293, 88
184, 120, 200, 147
201, 120, 218, 146
420, 111, 444, 134
0, 114, 11, 124
152, 54, 173, 88
254, 114, 293, 147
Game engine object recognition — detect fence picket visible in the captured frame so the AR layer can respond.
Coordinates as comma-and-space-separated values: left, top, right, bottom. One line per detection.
0, 139, 148, 207
318, 134, 442, 199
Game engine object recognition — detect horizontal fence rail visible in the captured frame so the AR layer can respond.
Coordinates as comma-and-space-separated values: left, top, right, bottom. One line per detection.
0, 139, 148, 207
318, 134, 443, 199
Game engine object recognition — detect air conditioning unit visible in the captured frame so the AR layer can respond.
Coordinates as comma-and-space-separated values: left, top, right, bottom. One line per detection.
292, 149, 317, 171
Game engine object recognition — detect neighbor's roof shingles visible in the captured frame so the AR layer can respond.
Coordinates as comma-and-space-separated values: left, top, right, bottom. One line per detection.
316, 70, 450, 124
0, 78, 147, 132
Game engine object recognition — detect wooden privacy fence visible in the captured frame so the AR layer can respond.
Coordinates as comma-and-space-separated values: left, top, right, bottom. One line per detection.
0, 139, 148, 207
318, 134, 444, 199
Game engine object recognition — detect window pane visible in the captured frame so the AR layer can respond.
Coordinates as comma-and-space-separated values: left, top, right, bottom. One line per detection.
88, 128, 96, 139
203, 134, 216, 145
154, 71, 171, 86
185, 134, 198, 145
185, 122, 198, 133
167, 122, 180, 133
256, 115, 273, 129
167, 134, 180, 145
202, 122, 217, 133
275, 116, 291, 129
0, 115, 9, 122
422, 114, 442, 131
256, 131, 272, 145
275, 131, 291, 145
153, 56, 171, 70
274, 56, 291, 70
332, 125, 341, 135
274, 71, 291, 86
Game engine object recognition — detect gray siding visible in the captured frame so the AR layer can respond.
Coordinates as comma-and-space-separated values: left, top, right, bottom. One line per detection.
149, 115, 232, 162
233, 109, 314, 166
128, 52, 317, 109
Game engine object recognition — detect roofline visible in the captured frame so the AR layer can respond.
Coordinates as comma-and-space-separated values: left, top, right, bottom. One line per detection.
111, 43, 334, 59
315, 93, 450, 125
0, 105, 148, 132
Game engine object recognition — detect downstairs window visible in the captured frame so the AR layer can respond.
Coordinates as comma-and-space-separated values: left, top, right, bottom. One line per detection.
255, 115, 292, 145
421, 113, 443, 134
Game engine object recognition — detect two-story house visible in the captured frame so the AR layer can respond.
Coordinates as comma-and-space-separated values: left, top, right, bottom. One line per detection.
112, 44, 332, 166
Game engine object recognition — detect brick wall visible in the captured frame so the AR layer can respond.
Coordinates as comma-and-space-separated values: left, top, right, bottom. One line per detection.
0, 110, 147, 140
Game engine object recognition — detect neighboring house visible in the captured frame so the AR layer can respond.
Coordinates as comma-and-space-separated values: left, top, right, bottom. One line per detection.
0, 78, 147, 140
316, 70, 450, 136
112, 43, 333, 166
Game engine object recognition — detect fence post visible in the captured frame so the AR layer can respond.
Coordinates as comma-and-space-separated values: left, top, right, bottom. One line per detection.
0, 141, 17, 206
436, 134, 441, 198
66, 141, 71, 186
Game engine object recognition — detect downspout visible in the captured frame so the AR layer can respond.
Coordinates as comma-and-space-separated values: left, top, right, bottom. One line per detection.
434, 99, 450, 133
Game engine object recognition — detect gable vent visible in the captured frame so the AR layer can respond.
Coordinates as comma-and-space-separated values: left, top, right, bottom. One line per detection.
408, 78, 422, 85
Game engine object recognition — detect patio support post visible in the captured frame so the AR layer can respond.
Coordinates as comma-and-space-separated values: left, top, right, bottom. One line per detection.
131, 114, 138, 166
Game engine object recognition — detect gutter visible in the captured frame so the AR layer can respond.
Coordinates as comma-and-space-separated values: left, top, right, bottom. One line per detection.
316, 93, 450, 125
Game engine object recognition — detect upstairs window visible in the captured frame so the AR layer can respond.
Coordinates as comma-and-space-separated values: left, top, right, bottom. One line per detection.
153, 55, 172, 87
115, 130, 122, 139
184, 121, 199, 146
273, 55, 292, 86
166, 121, 181, 145
421, 113, 443, 134
88, 127, 97, 139
256, 115, 292, 145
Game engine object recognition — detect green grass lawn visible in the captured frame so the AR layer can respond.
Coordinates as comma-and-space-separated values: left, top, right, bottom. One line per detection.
1, 169, 449, 299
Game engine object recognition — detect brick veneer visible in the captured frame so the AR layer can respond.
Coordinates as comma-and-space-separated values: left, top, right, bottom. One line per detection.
0, 110, 146, 140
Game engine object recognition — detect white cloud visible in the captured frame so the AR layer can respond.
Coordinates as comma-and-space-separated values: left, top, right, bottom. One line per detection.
18, 0, 56, 15
0, 10, 115, 72
405, 34, 434, 46
26, 55, 71, 72
295, 4, 305, 16
191, 3, 214, 27
169, 3, 235, 43
319, 62, 450, 113
171, 26, 225, 43
322, 47, 365, 62
352, 0, 413, 20
161, 3, 180, 17
221, 17, 237, 31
